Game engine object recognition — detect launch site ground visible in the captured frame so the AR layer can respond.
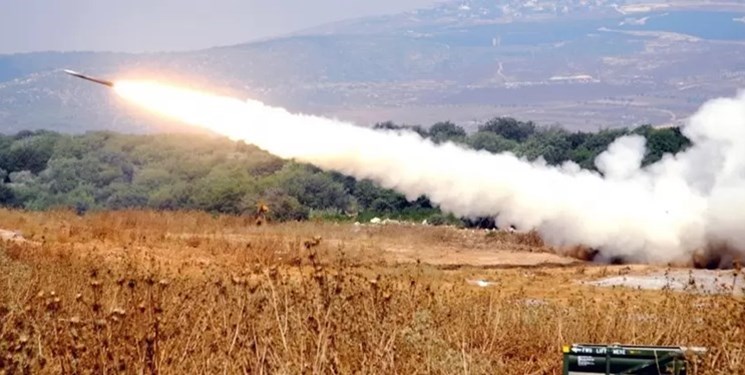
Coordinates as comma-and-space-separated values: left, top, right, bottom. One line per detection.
1, 209, 743, 373
3, 209, 739, 294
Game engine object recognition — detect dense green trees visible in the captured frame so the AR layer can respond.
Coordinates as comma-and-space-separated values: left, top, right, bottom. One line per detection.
428, 121, 467, 144
0, 119, 691, 224
632, 125, 692, 165
478, 117, 536, 142
467, 131, 518, 154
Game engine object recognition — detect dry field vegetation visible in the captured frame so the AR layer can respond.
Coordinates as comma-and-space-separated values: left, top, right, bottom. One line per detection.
1, 209, 743, 374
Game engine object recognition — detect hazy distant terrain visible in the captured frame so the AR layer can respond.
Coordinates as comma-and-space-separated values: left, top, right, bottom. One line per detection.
1, 0, 744, 133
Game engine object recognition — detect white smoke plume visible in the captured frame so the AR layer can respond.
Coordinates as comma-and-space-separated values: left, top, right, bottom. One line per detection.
114, 81, 745, 266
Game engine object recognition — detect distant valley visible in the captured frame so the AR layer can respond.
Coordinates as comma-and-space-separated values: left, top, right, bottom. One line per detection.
1, 0, 744, 134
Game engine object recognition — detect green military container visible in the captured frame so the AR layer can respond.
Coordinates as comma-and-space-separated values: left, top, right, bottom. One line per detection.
562, 343, 706, 374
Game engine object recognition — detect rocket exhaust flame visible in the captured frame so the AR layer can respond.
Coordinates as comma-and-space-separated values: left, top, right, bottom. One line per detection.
113, 80, 745, 267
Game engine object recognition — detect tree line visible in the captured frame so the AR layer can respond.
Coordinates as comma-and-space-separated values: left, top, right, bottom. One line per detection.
0, 118, 690, 226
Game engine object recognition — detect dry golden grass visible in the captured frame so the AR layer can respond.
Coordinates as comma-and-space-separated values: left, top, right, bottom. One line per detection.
0, 209, 743, 374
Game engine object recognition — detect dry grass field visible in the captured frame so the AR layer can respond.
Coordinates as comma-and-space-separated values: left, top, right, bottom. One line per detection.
1, 209, 743, 374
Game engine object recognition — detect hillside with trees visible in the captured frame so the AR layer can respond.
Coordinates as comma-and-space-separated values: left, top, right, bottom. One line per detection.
0, 119, 690, 226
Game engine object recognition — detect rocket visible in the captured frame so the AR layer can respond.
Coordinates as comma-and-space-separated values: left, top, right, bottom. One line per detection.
63, 69, 114, 87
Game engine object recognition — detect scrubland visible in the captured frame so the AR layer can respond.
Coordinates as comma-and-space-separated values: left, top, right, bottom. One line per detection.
1, 209, 743, 374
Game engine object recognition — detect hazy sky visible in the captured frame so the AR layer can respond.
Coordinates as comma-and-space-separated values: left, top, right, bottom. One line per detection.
0, 0, 437, 54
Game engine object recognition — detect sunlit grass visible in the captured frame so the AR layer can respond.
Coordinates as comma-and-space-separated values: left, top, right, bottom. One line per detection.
0, 208, 742, 373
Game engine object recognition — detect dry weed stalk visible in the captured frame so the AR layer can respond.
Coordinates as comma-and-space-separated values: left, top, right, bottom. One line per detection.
0, 208, 742, 373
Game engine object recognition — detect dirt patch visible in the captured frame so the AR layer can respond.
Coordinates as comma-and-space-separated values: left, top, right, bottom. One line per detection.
382, 244, 579, 268
585, 268, 745, 296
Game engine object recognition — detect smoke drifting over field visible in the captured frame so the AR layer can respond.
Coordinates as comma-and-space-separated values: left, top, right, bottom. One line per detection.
114, 81, 745, 267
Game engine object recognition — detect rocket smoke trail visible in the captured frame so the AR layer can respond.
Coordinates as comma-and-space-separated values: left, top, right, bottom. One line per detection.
113, 80, 745, 266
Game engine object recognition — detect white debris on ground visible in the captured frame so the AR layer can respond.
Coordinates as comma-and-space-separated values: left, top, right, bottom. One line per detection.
466, 278, 497, 287
368, 217, 404, 225
585, 269, 745, 296
0, 229, 26, 243
360, 217, 521, 234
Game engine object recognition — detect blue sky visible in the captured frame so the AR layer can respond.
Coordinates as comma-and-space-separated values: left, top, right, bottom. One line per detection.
0, 0, 436, 54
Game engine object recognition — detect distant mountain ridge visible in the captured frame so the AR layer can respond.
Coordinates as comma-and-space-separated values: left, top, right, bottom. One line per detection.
1, 0, 744, 134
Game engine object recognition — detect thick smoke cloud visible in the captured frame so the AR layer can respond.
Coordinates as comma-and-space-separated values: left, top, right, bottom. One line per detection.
115, 81, 745, 266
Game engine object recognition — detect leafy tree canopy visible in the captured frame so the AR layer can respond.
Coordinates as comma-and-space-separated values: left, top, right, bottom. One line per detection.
0, 118, 691, 227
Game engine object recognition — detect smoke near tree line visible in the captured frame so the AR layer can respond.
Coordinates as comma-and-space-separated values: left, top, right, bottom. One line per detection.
113, 80, 745, 268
